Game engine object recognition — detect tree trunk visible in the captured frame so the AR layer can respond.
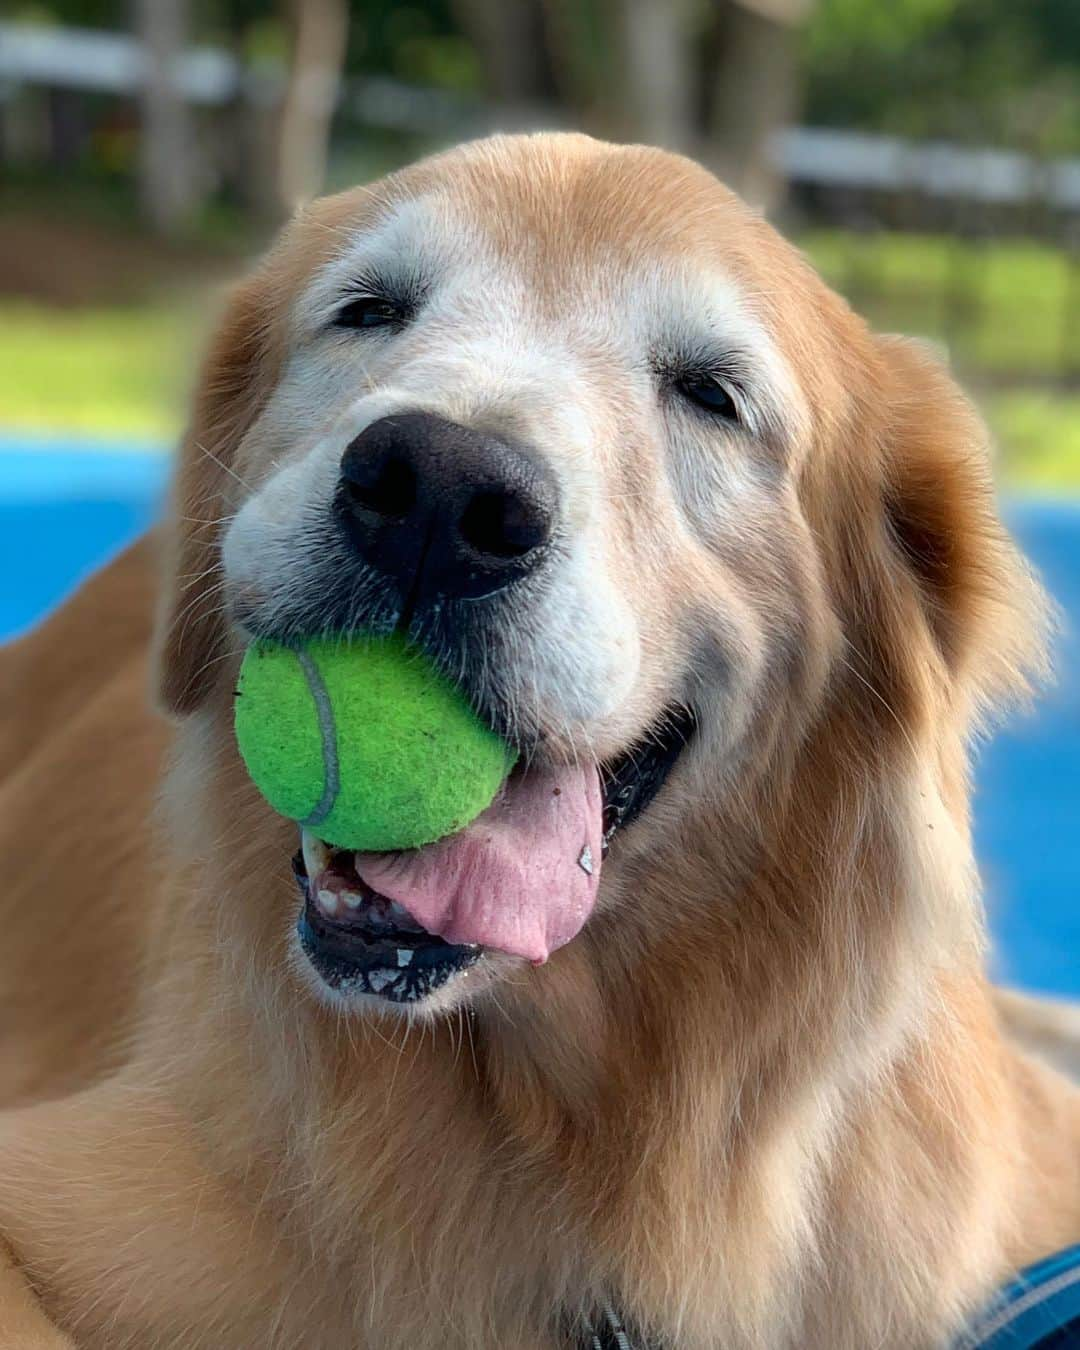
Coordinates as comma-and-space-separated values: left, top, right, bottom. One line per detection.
707, 0, 812, 210
451, 0, 549, 106
601, 0, 696, 149
537, 0, 602, 126
135, 0, 196, 235
276, 0, 348, 215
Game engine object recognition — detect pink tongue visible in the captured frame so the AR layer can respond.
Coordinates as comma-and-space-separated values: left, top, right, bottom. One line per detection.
354, 765, 603, 963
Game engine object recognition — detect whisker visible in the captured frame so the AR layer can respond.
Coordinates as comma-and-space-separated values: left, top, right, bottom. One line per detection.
838, 646, 920, 762
193, 440, 255, 492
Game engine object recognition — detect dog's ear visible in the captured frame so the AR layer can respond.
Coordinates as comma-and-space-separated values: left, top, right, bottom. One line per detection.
873, 335, 1050, 723
154, 270, 281, 716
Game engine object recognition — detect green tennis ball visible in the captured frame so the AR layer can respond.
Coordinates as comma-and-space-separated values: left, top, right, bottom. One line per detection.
234, 634, 517, 853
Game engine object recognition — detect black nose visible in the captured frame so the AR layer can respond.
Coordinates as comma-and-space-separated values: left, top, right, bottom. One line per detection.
336, 413, 557, 603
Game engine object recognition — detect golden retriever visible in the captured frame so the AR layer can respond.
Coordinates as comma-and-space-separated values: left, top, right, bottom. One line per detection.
1, 132, 1079, 1349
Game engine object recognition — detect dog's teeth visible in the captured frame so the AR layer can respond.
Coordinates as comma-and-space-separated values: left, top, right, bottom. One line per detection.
342, 891, 363, 910
396, 948, 413, 966
367, 968, 396, 992
301, 830, 331, 879
316, 888, 339, 916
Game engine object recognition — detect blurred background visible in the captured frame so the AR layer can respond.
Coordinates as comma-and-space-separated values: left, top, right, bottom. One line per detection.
2, 0, 1078, 994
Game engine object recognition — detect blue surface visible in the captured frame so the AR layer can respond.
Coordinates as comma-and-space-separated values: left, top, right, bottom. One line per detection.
1, 437, 1078, 996
978, 502, 1080, 997
0, 437, 169, 642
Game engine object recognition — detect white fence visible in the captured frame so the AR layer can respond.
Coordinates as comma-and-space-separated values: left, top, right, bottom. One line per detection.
6, 21, 1080, 209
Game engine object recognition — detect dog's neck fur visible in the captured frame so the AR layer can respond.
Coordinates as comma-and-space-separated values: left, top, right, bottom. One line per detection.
138, 671, 1025, 1349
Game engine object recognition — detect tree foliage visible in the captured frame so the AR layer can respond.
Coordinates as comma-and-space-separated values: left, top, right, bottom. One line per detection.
804, 0, 1080, 152
20, 0, 1080, 159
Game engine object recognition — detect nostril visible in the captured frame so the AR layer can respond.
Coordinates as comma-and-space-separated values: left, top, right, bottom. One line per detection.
342, 453, 418, 520
459, 489, 550, 560
336, 414, 558, 600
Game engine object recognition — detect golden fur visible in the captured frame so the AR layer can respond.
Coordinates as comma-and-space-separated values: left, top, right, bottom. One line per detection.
1, 134, 1079, 1348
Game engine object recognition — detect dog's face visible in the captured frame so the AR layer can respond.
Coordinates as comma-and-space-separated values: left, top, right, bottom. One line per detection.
158, 134, 1039, 1020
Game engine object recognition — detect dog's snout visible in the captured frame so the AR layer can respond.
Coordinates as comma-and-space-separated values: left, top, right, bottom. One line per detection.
336, 412, 556, 602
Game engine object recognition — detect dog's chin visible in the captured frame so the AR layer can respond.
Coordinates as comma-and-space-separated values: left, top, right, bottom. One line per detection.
290, 847, 488, 1011
288, 703, 696, 1016
288, 893, 516, 1020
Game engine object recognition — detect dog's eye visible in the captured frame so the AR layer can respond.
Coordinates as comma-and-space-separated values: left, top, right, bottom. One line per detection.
335, 296, 403, 330
677, 374, 739, 421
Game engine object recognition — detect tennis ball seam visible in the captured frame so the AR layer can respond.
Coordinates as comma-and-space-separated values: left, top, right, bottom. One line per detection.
294, 647, 340, 831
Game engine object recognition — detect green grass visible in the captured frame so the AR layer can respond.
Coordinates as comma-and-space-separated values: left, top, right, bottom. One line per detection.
801, 230, 1080, 380
986, 392, 1080, 491
0, 301, 193, 440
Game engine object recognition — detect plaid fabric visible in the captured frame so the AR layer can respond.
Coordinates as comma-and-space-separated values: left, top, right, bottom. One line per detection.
578, 1245, 1080, 1349
580, 1306, 638, 1350
962, 1245, 1080, 1349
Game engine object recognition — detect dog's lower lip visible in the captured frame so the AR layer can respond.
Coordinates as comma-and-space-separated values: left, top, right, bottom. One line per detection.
291, 850, 481, 1002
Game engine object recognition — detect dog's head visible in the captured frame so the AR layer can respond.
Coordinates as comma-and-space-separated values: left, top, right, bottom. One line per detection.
156, 133, 1045, 1021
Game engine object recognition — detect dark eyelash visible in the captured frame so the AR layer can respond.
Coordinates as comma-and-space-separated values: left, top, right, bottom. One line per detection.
655, 341, 748, 385
654, 351, 747, 421
338, 267, 426, 317
674, 366, 746, 398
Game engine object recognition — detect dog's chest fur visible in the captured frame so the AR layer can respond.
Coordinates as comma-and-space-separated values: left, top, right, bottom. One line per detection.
6, 980, 1050, 1350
